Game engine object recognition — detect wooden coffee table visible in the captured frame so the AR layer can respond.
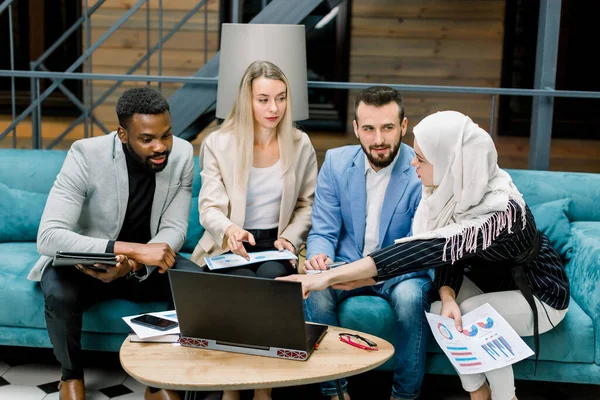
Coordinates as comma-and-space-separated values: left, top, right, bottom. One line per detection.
120, 325, 394, 399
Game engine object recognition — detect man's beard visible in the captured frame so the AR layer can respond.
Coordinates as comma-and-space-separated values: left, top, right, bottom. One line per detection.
361, 140, 401, 169
127, 142, 170, 173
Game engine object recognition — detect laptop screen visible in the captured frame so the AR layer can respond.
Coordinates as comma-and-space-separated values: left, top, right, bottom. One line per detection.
169, 270, 309, 350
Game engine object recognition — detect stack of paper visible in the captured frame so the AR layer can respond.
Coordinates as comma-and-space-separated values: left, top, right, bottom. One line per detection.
122, 310, 180, 343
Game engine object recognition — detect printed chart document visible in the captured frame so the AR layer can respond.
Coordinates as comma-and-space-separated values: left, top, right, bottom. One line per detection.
205, 249, 298, 270
425, 303, 534, 374
122, 310, 179, 340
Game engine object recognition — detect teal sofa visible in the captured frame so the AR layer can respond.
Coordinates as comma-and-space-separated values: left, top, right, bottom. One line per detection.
0, 149, 203, 352
1, 148, 599, 385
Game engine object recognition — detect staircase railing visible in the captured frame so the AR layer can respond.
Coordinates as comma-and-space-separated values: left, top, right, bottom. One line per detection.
0, 0, 211, 148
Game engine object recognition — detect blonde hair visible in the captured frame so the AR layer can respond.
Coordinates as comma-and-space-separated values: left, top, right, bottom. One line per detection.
220, 60, 295, 187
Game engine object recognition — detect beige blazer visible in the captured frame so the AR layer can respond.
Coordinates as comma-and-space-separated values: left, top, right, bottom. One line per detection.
190, 128, 317, 266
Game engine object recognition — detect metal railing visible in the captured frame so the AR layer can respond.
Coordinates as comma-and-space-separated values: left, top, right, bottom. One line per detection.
1, 0, 599, 170
3, 69, 600, 137
0, 0, 211, 147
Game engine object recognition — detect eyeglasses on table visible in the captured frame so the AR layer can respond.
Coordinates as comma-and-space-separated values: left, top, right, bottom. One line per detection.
338, 332, 378, 351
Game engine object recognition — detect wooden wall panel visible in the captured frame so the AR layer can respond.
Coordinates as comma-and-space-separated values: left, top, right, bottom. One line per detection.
92, 48, 217, 69
350, 76, 501, 88
349, 0, 505, 137
351, 57, 501, 79
85, 0, 219, 129
101, 0, 219, 12
90, 29, 219, 51
352, 18, 503, 40
91, 8, 219, 31
352, 37, 503, 60
352, 0, 505, 19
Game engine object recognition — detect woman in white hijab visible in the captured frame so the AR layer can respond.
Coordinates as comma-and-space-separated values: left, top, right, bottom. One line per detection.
280, 111, 569, 400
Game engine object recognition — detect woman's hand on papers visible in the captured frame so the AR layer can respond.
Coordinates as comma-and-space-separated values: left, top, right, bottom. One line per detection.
225, 225, 256, 261
440, 297, 463, 332
75, 255, 133, 283
439, 286, 462, 331
274, 237, 297, 268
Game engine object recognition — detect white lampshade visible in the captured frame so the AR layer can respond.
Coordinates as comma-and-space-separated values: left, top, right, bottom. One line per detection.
216, 23, 309, 121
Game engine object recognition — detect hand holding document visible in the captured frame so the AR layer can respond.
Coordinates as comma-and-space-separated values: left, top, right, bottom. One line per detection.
425, 303, 534, 374
205, 249, 298, 270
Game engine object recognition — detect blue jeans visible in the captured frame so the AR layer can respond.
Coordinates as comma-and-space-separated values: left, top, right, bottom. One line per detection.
304, 277, 431, 400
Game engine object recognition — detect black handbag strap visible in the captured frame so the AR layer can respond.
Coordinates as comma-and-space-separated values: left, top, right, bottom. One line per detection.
510, 230, 542, 375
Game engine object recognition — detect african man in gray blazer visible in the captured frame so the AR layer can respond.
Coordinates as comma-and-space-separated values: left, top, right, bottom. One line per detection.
31, 87, 197, 400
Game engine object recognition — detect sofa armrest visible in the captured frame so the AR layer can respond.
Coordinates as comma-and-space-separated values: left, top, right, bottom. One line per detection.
565, 222, 600, 364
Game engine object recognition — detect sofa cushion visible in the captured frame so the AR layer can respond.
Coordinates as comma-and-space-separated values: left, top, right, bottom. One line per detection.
182, 159, 204, 253
565, 221, 600, 364
182, 196, 205, 253
337, 294, 594, 365
0, 149, 67, 193
520, 298, 595, 363
0, 242, 167, 334
0, 182, 48, 242
530, 198, 573, 260
508, 169, 600, 223
0, 243, 47, 329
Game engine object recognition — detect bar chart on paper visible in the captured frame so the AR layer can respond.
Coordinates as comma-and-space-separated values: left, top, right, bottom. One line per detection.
481, 335, 516, 360
447, 346, 482, 367
426, 303, 534, 374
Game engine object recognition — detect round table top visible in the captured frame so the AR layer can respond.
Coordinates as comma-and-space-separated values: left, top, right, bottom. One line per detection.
120, 325, 394, 391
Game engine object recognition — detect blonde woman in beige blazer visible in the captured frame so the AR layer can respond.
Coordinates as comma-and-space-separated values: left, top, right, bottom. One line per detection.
191, 60, 317, 270
191, 60, 317, 400
194, 64, 317, 251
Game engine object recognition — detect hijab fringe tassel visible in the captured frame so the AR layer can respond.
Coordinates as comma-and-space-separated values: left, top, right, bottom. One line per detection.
442, 200, 526, 264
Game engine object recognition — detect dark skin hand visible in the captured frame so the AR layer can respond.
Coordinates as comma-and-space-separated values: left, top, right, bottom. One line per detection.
113, 242, 176, 273
76, 255, 140, 283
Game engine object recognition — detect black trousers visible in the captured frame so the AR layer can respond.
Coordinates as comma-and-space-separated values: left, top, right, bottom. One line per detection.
40, 254, 200, 380
213, 227, 295, 278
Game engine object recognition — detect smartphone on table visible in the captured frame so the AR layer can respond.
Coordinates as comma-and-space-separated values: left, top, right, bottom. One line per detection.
130, 314, 178, 331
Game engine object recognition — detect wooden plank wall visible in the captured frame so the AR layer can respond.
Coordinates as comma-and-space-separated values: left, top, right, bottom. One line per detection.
349, 0, 505, 142
86, 0, 219, 129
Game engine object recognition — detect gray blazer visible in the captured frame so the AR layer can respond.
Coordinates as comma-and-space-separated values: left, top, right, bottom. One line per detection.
28, 132, 194, 281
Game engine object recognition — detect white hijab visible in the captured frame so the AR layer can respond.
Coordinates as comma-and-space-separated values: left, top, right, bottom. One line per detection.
396, 111, 526, 262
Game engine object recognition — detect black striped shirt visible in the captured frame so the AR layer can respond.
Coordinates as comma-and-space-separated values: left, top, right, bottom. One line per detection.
370, 201, 570, 310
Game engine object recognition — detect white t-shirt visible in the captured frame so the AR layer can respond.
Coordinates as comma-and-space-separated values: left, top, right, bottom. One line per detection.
243, 160, 282, 230
363, 153, 399, 255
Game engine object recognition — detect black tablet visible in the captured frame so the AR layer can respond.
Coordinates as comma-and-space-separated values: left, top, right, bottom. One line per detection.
53, 251, 118, 269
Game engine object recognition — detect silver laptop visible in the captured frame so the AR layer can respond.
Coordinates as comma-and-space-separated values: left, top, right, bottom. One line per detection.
168, 269, 328, 361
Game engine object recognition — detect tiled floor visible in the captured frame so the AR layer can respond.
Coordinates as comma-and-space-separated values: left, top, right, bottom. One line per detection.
1, 345, 599, 400
0, 347, 144, 399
